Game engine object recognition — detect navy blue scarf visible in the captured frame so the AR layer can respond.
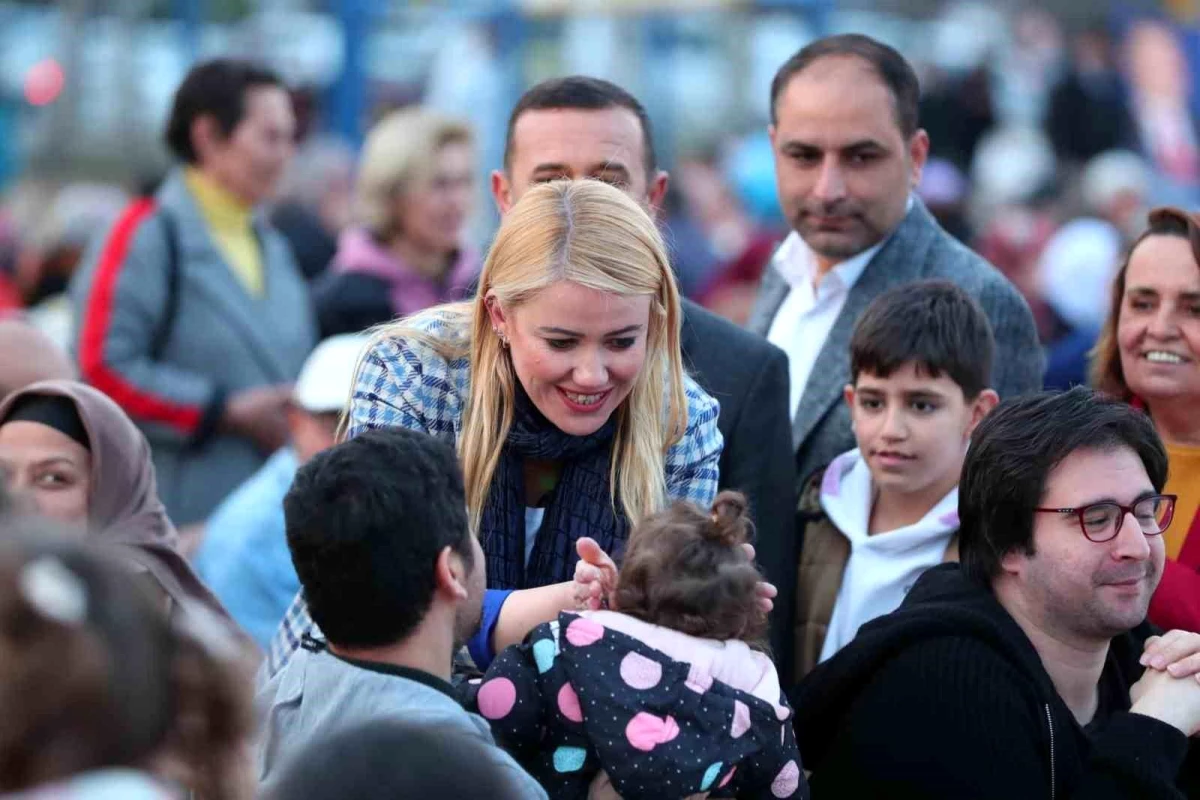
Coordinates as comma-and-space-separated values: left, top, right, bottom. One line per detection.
479, 389, 629, 590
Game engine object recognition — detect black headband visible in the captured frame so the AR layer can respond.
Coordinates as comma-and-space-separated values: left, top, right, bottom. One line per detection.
4, 394, 91, 451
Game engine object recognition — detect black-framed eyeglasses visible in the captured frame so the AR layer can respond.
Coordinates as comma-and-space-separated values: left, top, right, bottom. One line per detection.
1033, 494, 1177, 543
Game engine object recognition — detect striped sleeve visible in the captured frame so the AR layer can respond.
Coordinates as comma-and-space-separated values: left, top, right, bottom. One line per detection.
665, 376, 723, 507
346, 330, 467, 445
74, 199, 223, 442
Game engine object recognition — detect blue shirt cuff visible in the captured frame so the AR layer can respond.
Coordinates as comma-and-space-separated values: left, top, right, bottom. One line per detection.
468, 589, 513, 670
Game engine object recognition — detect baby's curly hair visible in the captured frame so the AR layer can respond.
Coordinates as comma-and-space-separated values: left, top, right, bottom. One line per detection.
613, 491, 767, 647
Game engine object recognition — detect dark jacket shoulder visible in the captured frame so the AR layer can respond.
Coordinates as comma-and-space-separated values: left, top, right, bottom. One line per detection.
794, 564, 1191, 799
312, 270, 393, 338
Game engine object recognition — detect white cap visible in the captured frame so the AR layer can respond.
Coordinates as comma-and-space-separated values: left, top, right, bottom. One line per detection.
293, 334, 369, 414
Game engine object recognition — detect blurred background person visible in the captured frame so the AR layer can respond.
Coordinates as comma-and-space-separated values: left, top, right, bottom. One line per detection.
69, 59, 317, 527
1041, 149, 1149, 390
14, 183, 128, 351
0, 318, 75, 399
269, 134, 356, 283
312, 107, 479, 338
1092, 206, 1200, 633
0, 525, 254, 799
685, 137, 788, 325
1045, 24, 1134, 167
1124, 19, 1200, 207
194, 333, 366, 649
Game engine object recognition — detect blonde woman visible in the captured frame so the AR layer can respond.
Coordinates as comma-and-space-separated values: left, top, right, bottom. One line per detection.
313, 107, 480, 337
266, 179, 748, 677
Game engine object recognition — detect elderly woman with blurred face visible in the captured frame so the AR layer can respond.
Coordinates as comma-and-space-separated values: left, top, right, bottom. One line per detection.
312, 108, 480, 338
1093, 207, 1200, 631
70, 59, 317, 527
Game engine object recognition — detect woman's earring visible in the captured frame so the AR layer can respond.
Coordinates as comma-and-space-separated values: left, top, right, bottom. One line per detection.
493, 327, 509, 349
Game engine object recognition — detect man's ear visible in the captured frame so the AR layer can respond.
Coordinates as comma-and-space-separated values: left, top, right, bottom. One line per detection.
998, 546, 1027, 580
435, 546, 469, 601
908, 128, 931, 189
491, 170, 515, 215
966, 389, 1000, 437
646, 170, 670, 217
190, 114, 224, 164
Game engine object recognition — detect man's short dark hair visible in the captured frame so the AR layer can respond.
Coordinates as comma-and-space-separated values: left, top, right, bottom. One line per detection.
164, 58, 285, 165
769, 33, 920, 137
958, 387, 1168, 584
503, 76, 656, 176
850, 280, 994, 400
284, 428, 474, 649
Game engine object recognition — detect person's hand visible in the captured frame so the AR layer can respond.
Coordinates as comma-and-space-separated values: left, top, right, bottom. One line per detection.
743, 543, 777, 614
1130, 663, 1200, 736
222, 384, 292, 454
1141, 629, 1200, 682
573, 538, 618, 611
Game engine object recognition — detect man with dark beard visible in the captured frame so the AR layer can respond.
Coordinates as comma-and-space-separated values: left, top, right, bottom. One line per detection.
255, 428, 546, 799
747, 34, 1043, 489
794, 388, 1200, 798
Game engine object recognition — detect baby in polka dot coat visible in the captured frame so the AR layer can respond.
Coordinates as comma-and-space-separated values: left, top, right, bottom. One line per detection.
470, 492, 807, 800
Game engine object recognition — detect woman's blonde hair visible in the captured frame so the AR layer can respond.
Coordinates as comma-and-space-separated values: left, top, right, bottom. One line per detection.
1091, 206, 1200, 400
354, 107, 472, 241
374, 180, 687, 532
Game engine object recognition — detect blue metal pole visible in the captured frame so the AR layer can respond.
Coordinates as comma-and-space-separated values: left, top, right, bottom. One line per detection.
326, 0, 373, 149
174, 0, 202, 63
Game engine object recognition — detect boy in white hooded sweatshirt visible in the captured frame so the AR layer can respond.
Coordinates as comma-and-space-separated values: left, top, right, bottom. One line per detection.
792, 281, 999, 682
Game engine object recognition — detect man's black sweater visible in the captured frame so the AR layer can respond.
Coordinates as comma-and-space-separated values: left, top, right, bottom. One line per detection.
792, 563, 1199, 799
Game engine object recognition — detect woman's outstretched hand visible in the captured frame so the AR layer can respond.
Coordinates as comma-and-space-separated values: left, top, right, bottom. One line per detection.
570, 538, 777, 615
573, 537, 619, 611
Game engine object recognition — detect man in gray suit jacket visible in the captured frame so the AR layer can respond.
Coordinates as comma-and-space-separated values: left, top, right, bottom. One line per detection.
748, 35, 1043, 491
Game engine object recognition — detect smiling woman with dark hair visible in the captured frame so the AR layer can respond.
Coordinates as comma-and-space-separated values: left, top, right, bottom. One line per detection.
1091, 206, 1200, 632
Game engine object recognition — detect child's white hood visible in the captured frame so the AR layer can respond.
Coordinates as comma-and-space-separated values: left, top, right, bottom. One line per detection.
819, 449, 960, 548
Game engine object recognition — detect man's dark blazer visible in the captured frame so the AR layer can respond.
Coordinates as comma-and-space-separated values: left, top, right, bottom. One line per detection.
679, 298, 796, 676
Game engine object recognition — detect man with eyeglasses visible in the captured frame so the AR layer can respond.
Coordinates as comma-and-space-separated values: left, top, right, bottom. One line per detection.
792, 387, 1200, 798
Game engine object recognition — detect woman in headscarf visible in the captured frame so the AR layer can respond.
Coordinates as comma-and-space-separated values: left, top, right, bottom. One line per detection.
0, 379, 229, 622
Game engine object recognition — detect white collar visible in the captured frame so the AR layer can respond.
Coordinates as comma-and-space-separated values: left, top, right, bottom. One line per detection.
774, 195, 914, 292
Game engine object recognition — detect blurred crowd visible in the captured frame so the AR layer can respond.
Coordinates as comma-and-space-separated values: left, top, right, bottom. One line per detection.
0, 3, 1199, 799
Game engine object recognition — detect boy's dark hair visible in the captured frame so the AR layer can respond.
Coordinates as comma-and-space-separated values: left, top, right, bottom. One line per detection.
614, 491, 766, 646
850, 280, 994, 400
268, 719, 527, 800
958, 387, 1168, 584
504, 76, 656, 177
165, 58, 285, 164
284, 428, 474, 649
770, 33, 921, 137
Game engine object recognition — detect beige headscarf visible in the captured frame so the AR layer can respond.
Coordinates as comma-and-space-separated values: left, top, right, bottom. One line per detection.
0, 380, 230, 622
